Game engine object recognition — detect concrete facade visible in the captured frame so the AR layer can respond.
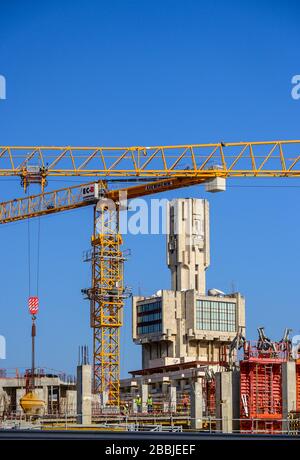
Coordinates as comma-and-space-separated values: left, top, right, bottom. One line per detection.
167, 198, 210, 295
132, 290, 245, 369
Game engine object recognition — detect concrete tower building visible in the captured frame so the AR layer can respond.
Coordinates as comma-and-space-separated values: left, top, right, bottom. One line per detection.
132, 198, 245, 370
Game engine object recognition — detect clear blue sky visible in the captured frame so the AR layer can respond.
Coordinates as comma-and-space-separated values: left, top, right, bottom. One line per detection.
0, 0, 300, 378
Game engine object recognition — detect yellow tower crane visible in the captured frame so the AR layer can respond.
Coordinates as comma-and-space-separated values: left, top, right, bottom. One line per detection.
0, 176, 206, 404
0, 140, 299, 405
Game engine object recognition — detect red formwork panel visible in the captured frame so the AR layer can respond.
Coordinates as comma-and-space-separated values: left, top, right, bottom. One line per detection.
202, 379, 216, 416
207, 379, 216, 416
240, 360, 283, 433
296, 361, 300, 411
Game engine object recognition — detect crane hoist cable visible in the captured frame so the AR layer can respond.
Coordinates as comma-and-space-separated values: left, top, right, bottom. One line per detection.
27, 214, 41, 298
27, 218, 31, 297
36, 217, 41, 297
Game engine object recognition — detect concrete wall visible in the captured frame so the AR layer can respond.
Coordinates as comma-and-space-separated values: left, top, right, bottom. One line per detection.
216, 370, 240, 433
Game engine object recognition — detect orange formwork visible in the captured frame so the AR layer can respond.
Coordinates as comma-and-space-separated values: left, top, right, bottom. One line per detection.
296, 360, 300, 411
240, 360, 283, 433
239, 341, 288, 434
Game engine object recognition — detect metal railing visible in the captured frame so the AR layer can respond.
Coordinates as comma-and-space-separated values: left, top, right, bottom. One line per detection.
1, 408, 300, 436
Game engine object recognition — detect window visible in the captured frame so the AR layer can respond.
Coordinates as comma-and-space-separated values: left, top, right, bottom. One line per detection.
137, 300, 162, 335
196, 300, 236, 332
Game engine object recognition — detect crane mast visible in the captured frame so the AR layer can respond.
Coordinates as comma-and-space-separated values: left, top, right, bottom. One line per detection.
88, 205, 126, 404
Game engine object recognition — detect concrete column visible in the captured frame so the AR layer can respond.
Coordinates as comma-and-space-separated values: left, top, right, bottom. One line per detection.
190, 379, 203, 430
42, 386, 48, 413
169, 383, 177, 413
282, 361, 297, 432
162, 382, 170, 412
141, 383, 148, 413
216, 370, 240, 433
76, 364, 92, 425
131, 382, 138, 413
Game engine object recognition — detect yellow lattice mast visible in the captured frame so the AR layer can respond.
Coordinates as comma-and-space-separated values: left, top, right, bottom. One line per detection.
89, 204, 126, 405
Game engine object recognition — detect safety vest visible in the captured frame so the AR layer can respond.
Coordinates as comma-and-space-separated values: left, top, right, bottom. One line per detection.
136, 397, 141, 406
147, 396, 153, 405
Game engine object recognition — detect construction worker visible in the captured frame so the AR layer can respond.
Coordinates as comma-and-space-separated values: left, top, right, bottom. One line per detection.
135, 394, 142, 413
147, 394, 153, 413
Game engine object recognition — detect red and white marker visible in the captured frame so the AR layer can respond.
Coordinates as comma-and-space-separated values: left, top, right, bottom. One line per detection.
28, 296, 39, 315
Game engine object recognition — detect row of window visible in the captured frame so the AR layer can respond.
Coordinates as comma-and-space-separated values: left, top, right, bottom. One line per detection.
201, 310, 235, 321
136, 299, 236, 334
137, 312, 162, 323
196, 300, 236, 332
137, 300, 162, 314
137, 323, 162, 335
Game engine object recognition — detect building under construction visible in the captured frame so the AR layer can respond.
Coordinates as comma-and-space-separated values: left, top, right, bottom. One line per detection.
0, 142, 299, 435
1, 194, 300, 434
